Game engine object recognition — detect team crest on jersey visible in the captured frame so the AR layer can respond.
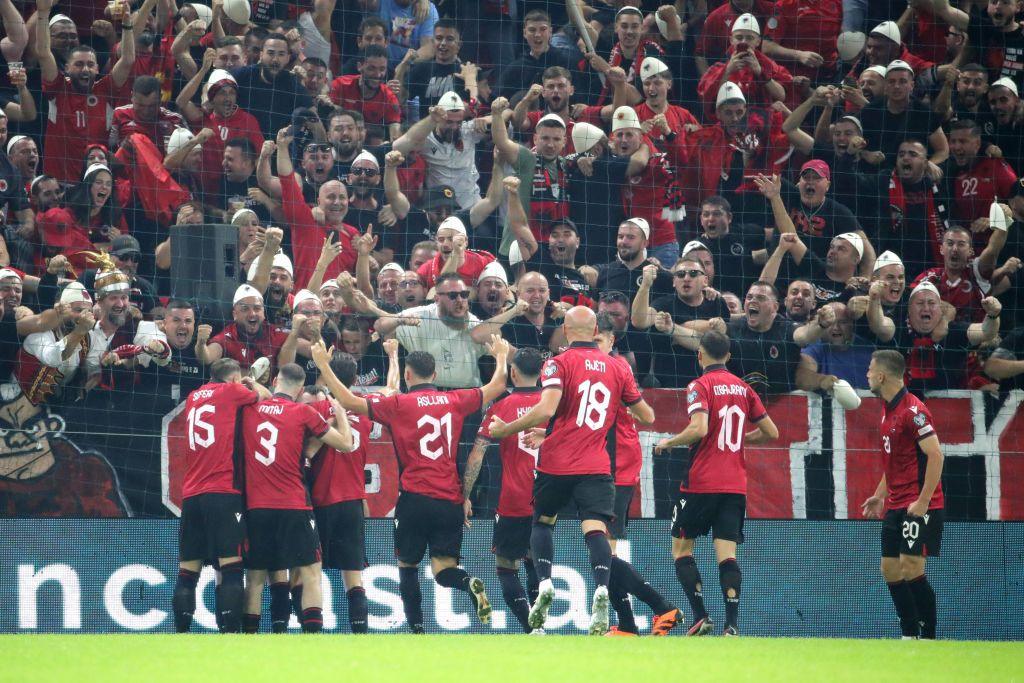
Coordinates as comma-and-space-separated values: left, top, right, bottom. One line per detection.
0, 179, 7, 192
87, 95, 98, 107
543, 362, 556, 377
687, 390, 698, 403
913, 412, 927, 427
769, 344, 779, 359
731, 242, 743, 255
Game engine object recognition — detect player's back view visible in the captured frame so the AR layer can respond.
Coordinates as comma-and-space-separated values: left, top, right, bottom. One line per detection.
655, 330, 778, 636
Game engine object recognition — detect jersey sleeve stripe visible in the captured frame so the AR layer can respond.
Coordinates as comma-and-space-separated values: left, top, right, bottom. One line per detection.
541, 378, 562, 387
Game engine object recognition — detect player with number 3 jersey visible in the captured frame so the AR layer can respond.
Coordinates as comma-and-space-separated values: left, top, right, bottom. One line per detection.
488, 306, 655, 636
655, 331, 778, 637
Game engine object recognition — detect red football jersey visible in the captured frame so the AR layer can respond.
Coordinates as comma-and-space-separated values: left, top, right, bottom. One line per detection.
635, 102, 698, 168
109, 104, 184, 153
368, 385, 483, 503
478, 387, 543, 517
329, 74, 401, 126
620, 144, 680, 247
682, 365, 768, 495
242, 395, 330, 510
210, 322, 290, 372
282, 173, 359, 286
309, 398, 375, 506
697, 51, 793, 120
181, 381, 258, 498
608, 356, 642, 486
196, 108, 265, 193
910, 261, 991, 323
763, 0, 843, 78
42, 75, 128, 182
879, 388, 944, 511
417, 249, 495, 288
951, 157, 1017, 224
538, 342, 643, 476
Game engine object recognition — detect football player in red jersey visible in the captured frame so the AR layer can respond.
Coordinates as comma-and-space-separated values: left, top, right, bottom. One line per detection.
174, 358, 270, 633
463, 347, 546, 634
241, 363, 355, 634
488, 306, 655, 635
308, 340, 400, 633
862, 350, 945, 639
655, 330, 778, 636
312, 335, 510, 633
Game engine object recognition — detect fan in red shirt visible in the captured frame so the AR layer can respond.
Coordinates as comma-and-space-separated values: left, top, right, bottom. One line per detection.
275, 128, 359, 287
488, 306, 655, 636
696, 0, 775, 72
109, 76, 184, 154
36, 0, 140, 183
511, 67, 580, 154
173, 358, 267, 634
417, 216, 496, 288
241, 362, 354, 634
862, 350, 945, 640
845, 22, 935, 83
654, 330, 778, 637
329, 45, 402, 140
697, 13, 792, 120
947, 119, 1017, 249
635, 57, 699, 170
308, 340, 400, 634
312, 336, 511, 633
176, 56, 265, 194
761, 0, 843, 80
198, 284, 290, 373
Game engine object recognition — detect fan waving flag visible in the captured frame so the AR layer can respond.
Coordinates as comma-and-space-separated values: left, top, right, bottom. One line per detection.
114, 133, 192, 226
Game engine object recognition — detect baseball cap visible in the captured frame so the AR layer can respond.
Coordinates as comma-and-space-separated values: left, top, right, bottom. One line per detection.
111, 234, 141, 257
424, 185, 458, 210
800, 160, 831, 181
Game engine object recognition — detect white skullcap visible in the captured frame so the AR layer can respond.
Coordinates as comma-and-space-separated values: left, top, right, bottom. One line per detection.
836, 232, 864, 260
863, 64, 888, 79
291, 289, 320, 310
990, 202, 1009, 232
870, 21, 901, 44
166, 127, 196, 156
231, 208, 258, 225
319, 278, 339, 291
59, 281, 92, 306
83, 163, 110, 180
839, 115, 863, 133
537, 112, 566, 128
886, 59, 913, 74
352, 150, 379, 168
611, 106, 641, 132
732, 13, 760, 35
717, 81, 746, 107
233, 284, 262, 305
438, 91, 465, 111
437, 215, 467, 236
640, 57, 671, 81
187, 3, 213, 25
909, 280, 940, 300
615, 5, 642, 18
872, 250, 904, 273
223, 0, 251, 24
623, 217, 650, 240
478, 260, 508, 285
207, 68, 237, 87
48, 13, 73, 26
571, 122, 605, 154
379, 262, 404, 277
681, 240, 708, 257
836, 31, 866, 62
654, 8, 679, 39
6, 135, 27, 155
0, 268, 22, 282
508, 240, 523, 266
992, 77, 1019, 97
247, 252, 294, 281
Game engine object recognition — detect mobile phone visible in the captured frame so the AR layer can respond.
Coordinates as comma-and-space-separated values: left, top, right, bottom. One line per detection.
843, 76, 858, 88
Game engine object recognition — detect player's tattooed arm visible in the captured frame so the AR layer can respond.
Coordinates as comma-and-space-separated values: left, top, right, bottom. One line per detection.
461, 437, 488, 524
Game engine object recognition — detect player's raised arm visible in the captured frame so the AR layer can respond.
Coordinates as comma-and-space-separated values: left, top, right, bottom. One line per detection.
488, 386, 560, 439
311, 340, 370, 415
480, 335, 511, 404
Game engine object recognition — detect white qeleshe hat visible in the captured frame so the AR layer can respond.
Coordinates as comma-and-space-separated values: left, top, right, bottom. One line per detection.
716, 82, 746, 107
438, 91, 465, 111
909, 281, 940, 300
623, 217, 650, 240
863, 65, 888, 79
352, 150, 379, 168
992, 77, 1019, 97
571, 122, 605, 154
233, 284, 262, 305
681, 240, 708, 257
872, 250, 903, 273
611, 106, 641, 132
640, 57, 670, 81
437, 215, 467, 236
886, 59, 913, 74
654, 8, 679, 39
870, 21, 901, 44
537, 113, 566, 128
732, 13, 760, 35
478, 260, 508, 285
59, 282, 92, 306
379, 262, 404, 277
247, 252, 294, 281
187, 3, 213, 26
291, 289, 320, 311
836, 31, 866, 62
167, 128, 196, 156
223, 0, 250, 24
836, 232, 864, 260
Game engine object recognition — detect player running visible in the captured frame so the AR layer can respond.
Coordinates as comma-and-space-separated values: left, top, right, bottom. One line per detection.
312, 336, 511, 633
489, 306, 655, 636
862, 350, 945, 640
655, 331, 778, 636
308, 340, 400, 633
241, 363, 355, 634
463, 347, 546, 634
174, 358, 270, 633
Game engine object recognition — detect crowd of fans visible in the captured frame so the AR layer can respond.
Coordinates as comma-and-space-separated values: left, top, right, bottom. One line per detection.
1, 0, 1024, 516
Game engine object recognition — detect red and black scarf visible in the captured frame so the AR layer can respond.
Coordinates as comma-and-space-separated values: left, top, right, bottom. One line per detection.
588, 38, 665, 106
887, 173, 948, 265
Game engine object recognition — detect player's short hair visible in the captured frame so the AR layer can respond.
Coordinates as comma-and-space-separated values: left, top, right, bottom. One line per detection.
701, 195, 732, 214
524, 9, 551, 25
435, 18, 460, 34
358, 44, 389, 62
748, 280, 779, 301
358, 16, 387, 35
246, 26, 270, 41
211, 358, 242, 382
405, 351, 436, 380
512, 347, 544, 378
949, 118, 981, 137
944, 224, 972, 239
435, 272, 464, 290
699, 330, 731, 361
215, 35, 243, 48
330, 109, 364, 128
595, 311, 616, 335
225, 137, 257, 161
872, 349, 906, 377
164, 298, 194, 313
542, 66, 571, 83
264, 32, 289, 46
329, 351, 359, 387
277, 362, 307, 387
302, 56, 327, 69
412, 240, 438, 253
132, 75, 161, 97
598, 290, 629, 307
959, 62, 987, 75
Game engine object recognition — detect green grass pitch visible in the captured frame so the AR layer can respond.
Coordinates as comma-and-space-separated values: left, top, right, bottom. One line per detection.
5, 635, 1023, 682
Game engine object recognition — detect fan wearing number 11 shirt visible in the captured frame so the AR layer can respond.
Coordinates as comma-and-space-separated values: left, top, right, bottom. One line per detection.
311, 335, 512, 634
488, 306, 656, 637
654, 330, 778, 637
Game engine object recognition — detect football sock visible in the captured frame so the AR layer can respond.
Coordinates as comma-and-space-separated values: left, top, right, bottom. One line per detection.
398, 566, 424, 632
497, 567, 531, 632
523, 558, 540, 605
719, 559, 741, 629
584, 530, 612, 589
215, 561, 244, 633
434, 566, 475, 612
608, 577, 637, 634
301, 607, 323, 633
290, 585, 304, 620
674, 556, 708, 621
242, 613, 261, 634
907, 575, 937, 639
887, 580, 920, 638
269, 582, 291, 633
347, 587, 369, 634
530, 522, 555, 582
172, 568, 199, 633
612, 556, 675, 616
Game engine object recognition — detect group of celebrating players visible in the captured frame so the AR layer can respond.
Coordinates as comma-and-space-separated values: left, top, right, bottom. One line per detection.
175, 304, 946, 639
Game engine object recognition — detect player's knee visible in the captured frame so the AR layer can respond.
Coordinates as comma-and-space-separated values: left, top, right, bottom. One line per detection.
880, 557, 902, 582
536, 515, 557, 527
899, 556, 925, 581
